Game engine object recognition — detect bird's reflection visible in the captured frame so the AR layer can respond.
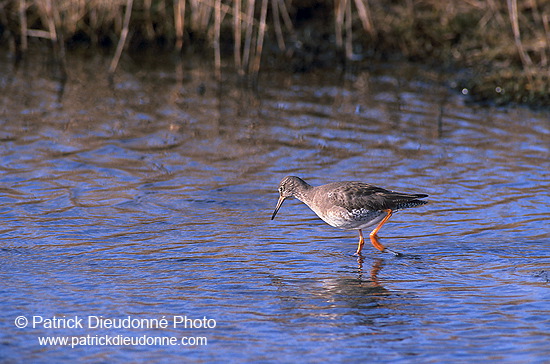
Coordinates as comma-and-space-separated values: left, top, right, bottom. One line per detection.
356, 256, 383, 286
309, 257, 390, 310
265, 255, 395, 326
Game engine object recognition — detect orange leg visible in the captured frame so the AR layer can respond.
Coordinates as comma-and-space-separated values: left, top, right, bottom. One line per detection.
369, 209, 393, 239
369, 209, 392, 252
356, 209, 401, 256
369, 233, 387, 252
355, 229, 365, 255
370, 209, 401, 256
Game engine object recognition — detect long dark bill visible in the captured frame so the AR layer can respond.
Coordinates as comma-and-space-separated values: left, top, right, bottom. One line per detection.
271, 196, 286, 220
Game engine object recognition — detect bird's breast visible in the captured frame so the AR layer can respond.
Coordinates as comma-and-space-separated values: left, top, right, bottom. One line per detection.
314, 206, 387, 230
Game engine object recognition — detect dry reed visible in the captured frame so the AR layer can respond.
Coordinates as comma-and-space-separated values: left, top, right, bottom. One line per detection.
1, 0, 548, 104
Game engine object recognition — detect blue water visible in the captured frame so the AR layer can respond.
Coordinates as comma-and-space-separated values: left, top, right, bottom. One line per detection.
1, 54, 549, 363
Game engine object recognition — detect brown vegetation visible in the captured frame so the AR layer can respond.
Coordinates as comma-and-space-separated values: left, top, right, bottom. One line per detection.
0, 0, 548, 105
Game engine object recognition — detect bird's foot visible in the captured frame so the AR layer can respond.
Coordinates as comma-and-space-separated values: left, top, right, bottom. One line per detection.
371, 234, 402, 257
385, 248, 402, 257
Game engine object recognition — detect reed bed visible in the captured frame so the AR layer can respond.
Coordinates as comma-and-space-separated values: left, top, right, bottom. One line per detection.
1, 0, 549, 105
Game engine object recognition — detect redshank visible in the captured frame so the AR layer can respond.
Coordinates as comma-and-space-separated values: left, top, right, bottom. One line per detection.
271, 176, 428, 255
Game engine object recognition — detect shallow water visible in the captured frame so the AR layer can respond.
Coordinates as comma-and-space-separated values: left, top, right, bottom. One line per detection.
1, 53, 549, 363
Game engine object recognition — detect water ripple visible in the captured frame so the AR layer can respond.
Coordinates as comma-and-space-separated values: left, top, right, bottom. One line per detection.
1, 56, 549, 362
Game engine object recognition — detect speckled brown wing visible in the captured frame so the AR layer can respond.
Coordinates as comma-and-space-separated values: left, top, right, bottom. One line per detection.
327, 182, 428, 212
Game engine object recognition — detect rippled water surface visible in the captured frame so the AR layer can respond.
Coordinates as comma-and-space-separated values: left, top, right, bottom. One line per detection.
1, 53, 549, 363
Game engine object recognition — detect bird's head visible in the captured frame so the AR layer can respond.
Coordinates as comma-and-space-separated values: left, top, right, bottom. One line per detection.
271, 176, 309, 220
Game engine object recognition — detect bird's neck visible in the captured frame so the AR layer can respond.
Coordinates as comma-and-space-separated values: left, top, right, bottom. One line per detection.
293, 182, 314, 204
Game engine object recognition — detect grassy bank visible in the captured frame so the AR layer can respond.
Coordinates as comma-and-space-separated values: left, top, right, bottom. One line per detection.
1, 0, 549, 106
